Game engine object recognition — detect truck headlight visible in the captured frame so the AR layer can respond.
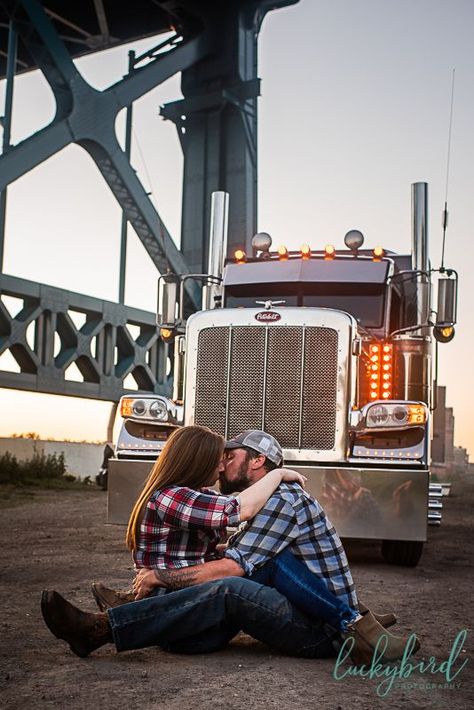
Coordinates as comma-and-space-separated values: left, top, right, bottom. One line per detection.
132, 399, 147, 417
149, 399, 168, 420
366, 405, 390, 427
120, 396, 171, 422
365, 402, 427, 429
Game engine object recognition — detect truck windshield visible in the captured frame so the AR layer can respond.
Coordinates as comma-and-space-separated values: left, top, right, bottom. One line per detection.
225, 283, 298, 308
302, 283, 386, 328
225, 282, 385, 327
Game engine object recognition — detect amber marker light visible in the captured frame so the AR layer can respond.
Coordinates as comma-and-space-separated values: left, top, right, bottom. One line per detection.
301, 244, 311, 259
278, 245, 289, 260
120, 398, 134, 417
324, 244, 335, 260
234, 249, 246, 263
366, 341, 393, 402
373, 245, 384, 261
160, 327, 175, 342
367, 343, 380, 401
433, 324, 455, 343
408, 405, 427, 425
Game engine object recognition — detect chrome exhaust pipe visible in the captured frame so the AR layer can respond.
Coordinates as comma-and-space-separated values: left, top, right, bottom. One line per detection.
203, 191, 229, 310
412, 182, 430, 333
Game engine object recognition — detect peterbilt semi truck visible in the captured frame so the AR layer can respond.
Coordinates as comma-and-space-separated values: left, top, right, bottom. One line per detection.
108, 182, 457, 567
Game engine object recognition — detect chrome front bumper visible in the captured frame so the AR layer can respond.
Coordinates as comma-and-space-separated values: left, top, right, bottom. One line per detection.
107, 458, 154, 524
292, 465, 429, 542
108, 458, 431, 541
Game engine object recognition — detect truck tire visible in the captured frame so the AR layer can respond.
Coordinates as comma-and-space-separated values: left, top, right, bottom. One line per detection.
96, 470, 108, 491
381, 540, 424, 567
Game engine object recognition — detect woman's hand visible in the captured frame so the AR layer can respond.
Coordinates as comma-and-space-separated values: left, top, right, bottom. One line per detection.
278, 468, 307, 487
239, 465, 307, 520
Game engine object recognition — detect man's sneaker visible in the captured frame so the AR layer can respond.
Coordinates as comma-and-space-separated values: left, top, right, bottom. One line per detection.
91, 582, 134, 611
41, 590, 112, 657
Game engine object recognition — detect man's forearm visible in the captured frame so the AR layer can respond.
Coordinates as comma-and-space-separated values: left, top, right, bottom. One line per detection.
153, 558, 244, 590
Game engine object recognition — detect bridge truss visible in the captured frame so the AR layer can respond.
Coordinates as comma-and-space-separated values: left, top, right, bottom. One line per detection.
0, 0, 298, 402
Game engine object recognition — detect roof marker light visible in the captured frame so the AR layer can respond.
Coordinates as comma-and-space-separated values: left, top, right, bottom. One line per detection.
278, 245, 289, 260
301, 244, 311, 259
324, 244, 335, 260
373, 246, 384, 260
234, 249, 246, 264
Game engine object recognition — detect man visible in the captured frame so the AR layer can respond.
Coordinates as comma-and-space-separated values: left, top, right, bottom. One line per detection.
41, 430, 416, 663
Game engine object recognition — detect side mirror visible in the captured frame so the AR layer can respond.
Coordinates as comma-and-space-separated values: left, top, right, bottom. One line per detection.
157, 278, 178, 327
436, 273, 458, 328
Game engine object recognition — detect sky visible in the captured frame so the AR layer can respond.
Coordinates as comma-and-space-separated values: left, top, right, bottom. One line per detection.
0, 0, 473, 455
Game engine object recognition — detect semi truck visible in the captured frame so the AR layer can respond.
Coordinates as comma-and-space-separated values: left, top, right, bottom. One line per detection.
107, 182, 458, 566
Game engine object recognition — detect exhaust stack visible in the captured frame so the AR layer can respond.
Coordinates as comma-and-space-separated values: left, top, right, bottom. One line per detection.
411, 182, 430, 332
203, 191, 229, 310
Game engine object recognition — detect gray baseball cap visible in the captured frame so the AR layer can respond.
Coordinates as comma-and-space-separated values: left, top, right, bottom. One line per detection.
224, 430, 283, 466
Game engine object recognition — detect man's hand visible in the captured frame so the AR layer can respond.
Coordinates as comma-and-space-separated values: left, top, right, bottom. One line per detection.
133, 568, 163, 600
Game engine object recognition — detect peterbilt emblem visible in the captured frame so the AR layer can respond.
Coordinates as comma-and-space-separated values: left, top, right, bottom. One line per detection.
255, 311, 281, 322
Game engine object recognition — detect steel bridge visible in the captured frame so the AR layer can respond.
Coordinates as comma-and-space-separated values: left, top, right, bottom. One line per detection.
0, 0, 298, 406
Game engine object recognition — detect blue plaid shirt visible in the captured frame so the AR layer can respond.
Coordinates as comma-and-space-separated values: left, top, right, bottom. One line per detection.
225, 482, 358, 609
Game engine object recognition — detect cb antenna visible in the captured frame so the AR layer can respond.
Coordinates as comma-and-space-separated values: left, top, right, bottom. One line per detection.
441, 68, 456, 270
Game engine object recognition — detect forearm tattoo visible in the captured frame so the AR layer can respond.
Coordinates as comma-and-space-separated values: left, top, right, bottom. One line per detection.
153, 567, 200, 590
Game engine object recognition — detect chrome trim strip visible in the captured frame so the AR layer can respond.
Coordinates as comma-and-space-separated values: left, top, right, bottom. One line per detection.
261, 326, 269, 430
224, 326, 233, 438
298, 326, 306, 449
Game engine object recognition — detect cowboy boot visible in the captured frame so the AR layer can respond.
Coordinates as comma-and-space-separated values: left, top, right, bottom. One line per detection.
41, 590, 112, 657
345, 610, 420, 665
91, 582, 135, 612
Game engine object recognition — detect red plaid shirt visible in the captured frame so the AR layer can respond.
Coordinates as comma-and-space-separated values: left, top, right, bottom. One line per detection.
134, 486, 241, 569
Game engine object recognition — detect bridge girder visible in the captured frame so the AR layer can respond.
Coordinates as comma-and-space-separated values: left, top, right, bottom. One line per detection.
0, 273, 171, 399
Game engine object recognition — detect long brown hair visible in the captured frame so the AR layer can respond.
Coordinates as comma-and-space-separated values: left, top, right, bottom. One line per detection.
126, 425, 224, 551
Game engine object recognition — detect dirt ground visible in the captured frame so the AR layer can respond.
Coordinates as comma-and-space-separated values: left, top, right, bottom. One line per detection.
0, 480, 473, 710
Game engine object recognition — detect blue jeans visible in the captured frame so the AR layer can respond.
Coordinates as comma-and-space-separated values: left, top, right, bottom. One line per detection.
250, 548, 358, 632
108, 577, 339, 657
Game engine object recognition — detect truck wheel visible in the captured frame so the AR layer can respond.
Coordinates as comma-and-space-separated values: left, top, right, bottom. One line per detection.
95, 470, 108, 491
381, 540, 424, 567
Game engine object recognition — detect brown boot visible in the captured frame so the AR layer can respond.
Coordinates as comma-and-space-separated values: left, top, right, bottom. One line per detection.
41, 590, 112, 657
91, 582, 135, 612
345, 610, 420, 665
358, 600, 397, 628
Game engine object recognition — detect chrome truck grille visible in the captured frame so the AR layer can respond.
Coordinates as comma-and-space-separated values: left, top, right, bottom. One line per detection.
194, 325, 338, 450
